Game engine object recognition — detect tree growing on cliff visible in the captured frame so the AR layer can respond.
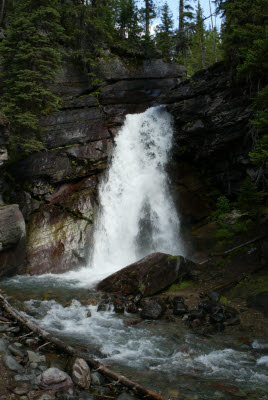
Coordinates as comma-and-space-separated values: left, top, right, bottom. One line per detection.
155, 2, 174, 61
176, 0, 195, 66
215, 0, 267, 187
0, 0, 63, 154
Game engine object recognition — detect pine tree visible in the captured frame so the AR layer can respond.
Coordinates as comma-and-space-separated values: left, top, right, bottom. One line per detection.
176, 0, 195, 67
0, 0, 63, 154
214, 0, 267, 82
117, 0, 140, 40
155, 2, 174, 61
140, 0, 156, 38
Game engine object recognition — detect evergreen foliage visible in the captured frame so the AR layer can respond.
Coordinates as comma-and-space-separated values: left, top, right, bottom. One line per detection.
155, 2, 174, 61
0, 0, 63, 153
235, 178, 263, 216
215, 0, 267, 83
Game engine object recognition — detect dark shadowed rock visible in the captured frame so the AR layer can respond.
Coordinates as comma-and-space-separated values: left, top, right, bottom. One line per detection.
247, 292, 268, 317
173, 297, 188, 316
140, 299, 165, 320
113, 299, 125, 314
97, 252, 194, 296
0, 204, 26, 277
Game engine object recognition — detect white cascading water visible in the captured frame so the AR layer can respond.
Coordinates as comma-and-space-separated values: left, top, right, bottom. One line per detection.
87, 106, 183, 281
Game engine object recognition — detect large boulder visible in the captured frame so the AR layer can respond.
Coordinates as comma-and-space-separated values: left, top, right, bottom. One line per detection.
0, 204, 26, 277
97, 252, 194, 296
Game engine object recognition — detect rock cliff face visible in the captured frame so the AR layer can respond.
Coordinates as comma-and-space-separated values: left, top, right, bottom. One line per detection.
1, 58, 260, 276
163, 62, 258, 257
1, 56, 185, 275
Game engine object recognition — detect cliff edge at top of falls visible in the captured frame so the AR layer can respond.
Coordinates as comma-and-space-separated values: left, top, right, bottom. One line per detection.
0, 56, 186, 276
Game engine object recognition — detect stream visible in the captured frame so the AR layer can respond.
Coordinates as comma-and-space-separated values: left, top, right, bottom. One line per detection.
1, 107, 267, 399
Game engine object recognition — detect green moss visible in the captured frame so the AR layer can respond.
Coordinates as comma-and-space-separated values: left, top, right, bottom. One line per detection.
139, 283, 146, 292
228, 274, 268, 301
168, 280, 194, 291
220, 296, 228, 305
167, 255, 178, 261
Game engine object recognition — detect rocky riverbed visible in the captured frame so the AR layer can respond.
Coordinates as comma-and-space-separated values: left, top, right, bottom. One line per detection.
0, 248, 267, 400
0, 303, 140, 400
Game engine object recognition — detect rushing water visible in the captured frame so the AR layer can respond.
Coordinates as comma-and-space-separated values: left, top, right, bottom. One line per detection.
1, 107, 267, 399
88, 106, 182, 280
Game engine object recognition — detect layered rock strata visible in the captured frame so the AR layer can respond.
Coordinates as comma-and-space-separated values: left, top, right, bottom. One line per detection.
2, 57, 185, 275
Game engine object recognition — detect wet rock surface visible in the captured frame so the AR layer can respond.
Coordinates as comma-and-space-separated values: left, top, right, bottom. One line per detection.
97, 252, 194, 296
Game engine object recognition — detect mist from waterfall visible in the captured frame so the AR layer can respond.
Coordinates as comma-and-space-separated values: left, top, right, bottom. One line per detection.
86, 106, 183, 281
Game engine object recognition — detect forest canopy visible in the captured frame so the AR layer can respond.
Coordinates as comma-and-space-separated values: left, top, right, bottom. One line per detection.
0, 0, 267, 156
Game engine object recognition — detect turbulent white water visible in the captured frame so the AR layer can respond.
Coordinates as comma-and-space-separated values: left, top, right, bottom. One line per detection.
86, 106, 182, 281
1, 105, 268, 398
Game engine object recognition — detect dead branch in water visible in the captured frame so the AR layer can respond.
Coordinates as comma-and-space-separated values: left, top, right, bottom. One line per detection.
0, 293, 168, 400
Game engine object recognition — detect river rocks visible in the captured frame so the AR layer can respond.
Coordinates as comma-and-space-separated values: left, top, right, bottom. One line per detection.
72, 358, 91, 390
27, 350, 46, 364
91, 372, 105, 386
116, 393, 136, 400
9, 343, 28, 361
38, 367, 73, 391
11, 381, 31, 395
173, 297, 188, 316
2, 354, 24, 372
140, 299, 166, 320
113, 299, 125, 314
97, 252, 194, 296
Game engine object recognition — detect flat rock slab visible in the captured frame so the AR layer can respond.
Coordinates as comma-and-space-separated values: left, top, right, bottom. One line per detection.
97, 252, 194, 296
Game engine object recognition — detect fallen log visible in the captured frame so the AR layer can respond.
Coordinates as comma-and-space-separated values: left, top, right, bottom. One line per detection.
0, 293, 168, 400
199, 234, 266, 265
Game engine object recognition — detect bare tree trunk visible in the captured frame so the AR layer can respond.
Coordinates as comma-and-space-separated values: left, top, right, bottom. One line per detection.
209, 0, 217, 62
199, 33, 205, 68
145, 0, 150, 37
179, 0, 184, 33
0, 0, 6, 26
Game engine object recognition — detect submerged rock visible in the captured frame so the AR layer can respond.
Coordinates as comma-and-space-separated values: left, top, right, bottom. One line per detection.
97, 252, 194, 296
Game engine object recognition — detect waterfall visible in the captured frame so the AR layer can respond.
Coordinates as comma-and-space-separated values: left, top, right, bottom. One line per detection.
87, 106, 183, 281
